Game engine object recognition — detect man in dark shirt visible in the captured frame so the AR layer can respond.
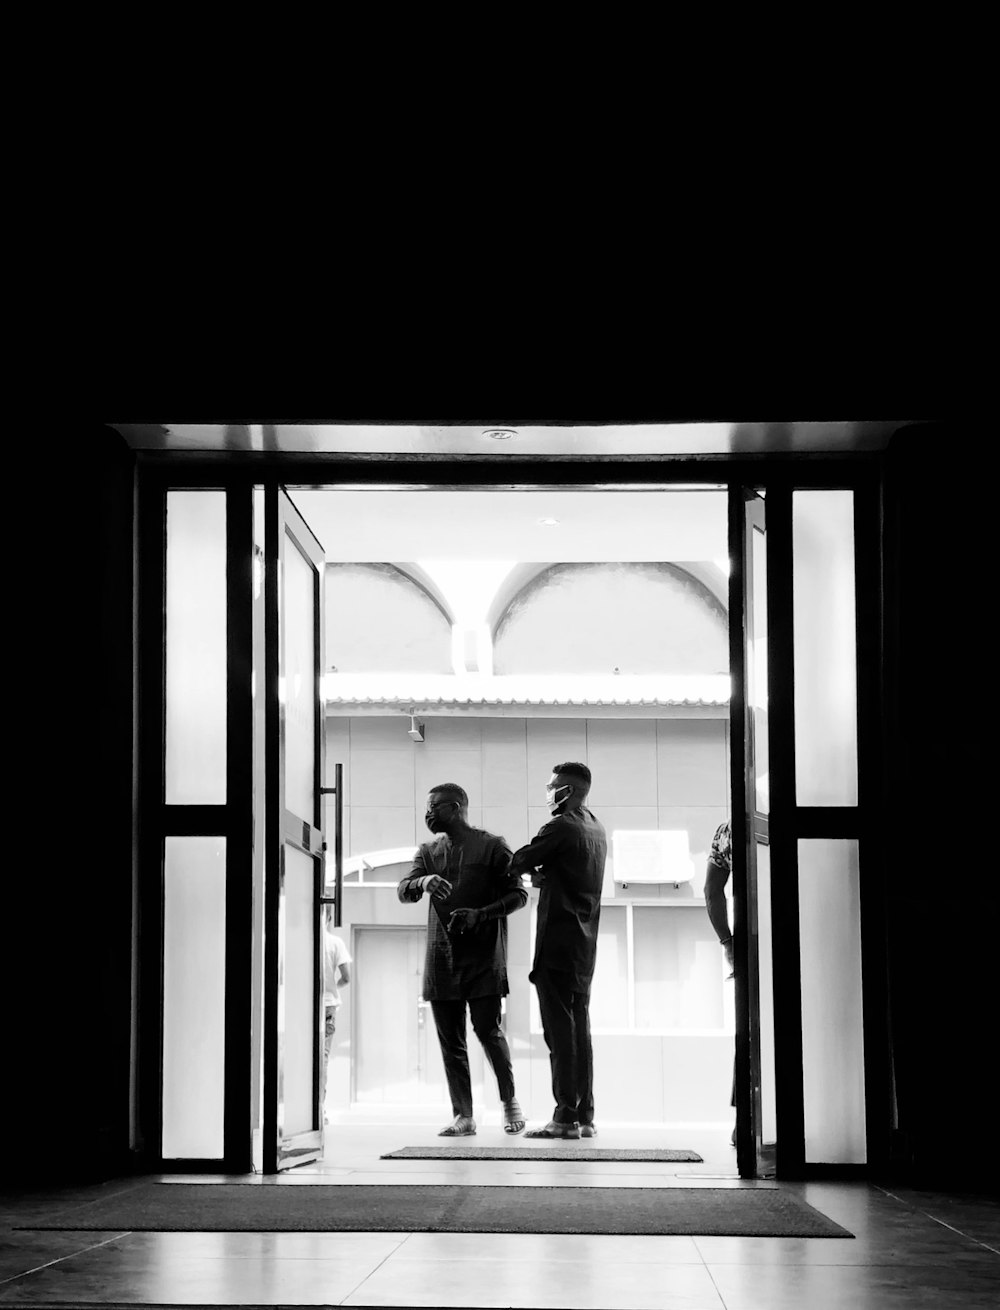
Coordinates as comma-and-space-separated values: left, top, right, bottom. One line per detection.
398, 783, 528, 1137
510, 761, 607, 1140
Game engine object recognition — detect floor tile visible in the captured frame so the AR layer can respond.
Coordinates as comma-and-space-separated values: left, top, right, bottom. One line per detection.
344, 1255, 725, 1308
395, 1230, 705, 1263
706, 1259, 1000, 1310
0, 1252, 386, 1306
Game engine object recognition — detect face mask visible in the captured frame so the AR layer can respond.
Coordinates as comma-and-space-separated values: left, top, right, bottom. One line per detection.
546, 784, 571, 813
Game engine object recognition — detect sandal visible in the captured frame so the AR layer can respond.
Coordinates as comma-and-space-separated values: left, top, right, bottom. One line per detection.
439, 1115, 476, 1137
502, 1098, 525, 1134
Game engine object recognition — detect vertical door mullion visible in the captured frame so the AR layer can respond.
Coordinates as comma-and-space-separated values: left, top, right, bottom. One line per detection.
727, 484, 753, 1176
262, 483, 281, 1173
224, 485, 254, 1172
138, 475, 167, 1164
854, 480, 888, 1174
766, 485, 806, 1179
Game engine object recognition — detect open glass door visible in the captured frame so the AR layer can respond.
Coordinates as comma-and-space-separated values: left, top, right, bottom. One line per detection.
263, 487, 327, 1171
738, 490, 778, 1176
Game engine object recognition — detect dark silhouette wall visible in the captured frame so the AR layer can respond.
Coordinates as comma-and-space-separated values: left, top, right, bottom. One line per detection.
882, 426, 995, 1192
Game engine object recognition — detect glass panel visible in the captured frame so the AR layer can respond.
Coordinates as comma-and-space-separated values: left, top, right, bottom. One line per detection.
283, 533, 316, 819
756, 841, 777, 1146
792, 491, 858, 806
281, 844, 317, 1136
165, 492, 227, 803
798, 838, 866, 1163
162, 836, 226, 1158
750, 523, 769, 814
588, 906, 629, 1030
633, 907, 723, 1030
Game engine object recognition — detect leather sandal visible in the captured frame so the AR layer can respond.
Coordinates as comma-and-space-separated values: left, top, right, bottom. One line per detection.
439, 1115, 476, 1137
502, 1098, 525, 1134
579, 1124, 597, 1137
524, 1121, 580, 1139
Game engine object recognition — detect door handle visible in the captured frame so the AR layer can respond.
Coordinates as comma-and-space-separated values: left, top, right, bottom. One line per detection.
319, 763, 344, 927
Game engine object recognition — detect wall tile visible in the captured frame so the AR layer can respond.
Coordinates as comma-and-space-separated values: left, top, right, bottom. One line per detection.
414, 750, 483, 808
482, 726, 528, 807
656, 719, 729, 806
586, 719, 658, 807
349, 716, 414, 749
483, 717, 528, 745
592, 1035, 665, 1121
525, 720, 587, 786
599, 805, 661, 836
661, 1035, 735, 1121
349, 807, 417, 858
482, 805, 529, 853
420, 717, 483, 749
350, 749, 415, 808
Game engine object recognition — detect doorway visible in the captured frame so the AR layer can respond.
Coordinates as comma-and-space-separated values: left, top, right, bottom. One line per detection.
144, 461, 877, 1180
290, 482, 740, 1155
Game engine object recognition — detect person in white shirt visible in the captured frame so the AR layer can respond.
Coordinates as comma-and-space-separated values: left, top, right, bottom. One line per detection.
322, 918, 352, 1121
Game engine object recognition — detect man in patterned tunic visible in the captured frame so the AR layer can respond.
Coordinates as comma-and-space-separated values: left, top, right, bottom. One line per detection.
398, 783, 528, 1137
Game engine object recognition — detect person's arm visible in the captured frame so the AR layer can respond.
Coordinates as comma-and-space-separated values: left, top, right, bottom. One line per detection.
397, 846, 452, 903
338, 962, 351, 986
704, 857, 734, 972
447, 840, 528, 932
509, 820, 564, 886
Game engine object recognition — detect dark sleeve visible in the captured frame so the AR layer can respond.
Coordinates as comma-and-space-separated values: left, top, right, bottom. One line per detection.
397, 846, 429, 903
509, 819, 565, 876
704, 856, 732, 944
478, 837, 528, 920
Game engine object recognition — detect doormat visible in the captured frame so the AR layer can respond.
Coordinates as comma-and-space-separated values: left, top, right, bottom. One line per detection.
16, 1182, 853, 1237
381, 1145, 704, 1162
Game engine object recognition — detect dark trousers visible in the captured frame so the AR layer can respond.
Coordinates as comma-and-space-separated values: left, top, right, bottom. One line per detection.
430, 995, 516, 1119
532, 967, 594, 1126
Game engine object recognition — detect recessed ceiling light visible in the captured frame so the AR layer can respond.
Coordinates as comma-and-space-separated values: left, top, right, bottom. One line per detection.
538, 517, 560, 526
483, 428, 517, 440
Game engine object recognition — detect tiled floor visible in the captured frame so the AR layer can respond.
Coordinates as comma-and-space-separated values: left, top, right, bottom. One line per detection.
1, 1119, 997, 1308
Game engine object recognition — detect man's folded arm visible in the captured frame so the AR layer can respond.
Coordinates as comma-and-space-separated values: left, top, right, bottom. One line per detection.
509, 822, 563, 877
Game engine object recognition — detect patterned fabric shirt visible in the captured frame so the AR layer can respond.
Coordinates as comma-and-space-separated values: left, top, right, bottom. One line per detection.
398, 828, 526, 1001
709, 819, 732, 873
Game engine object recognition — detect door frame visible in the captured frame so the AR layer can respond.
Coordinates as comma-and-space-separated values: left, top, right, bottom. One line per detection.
135, 454, 887, 1179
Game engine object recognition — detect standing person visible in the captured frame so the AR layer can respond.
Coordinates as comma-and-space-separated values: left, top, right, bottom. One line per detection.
321, 914, 352, 1124
510, 762, 607, 1140
704, 817, 737, 1145
398, 783, 528, 1137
